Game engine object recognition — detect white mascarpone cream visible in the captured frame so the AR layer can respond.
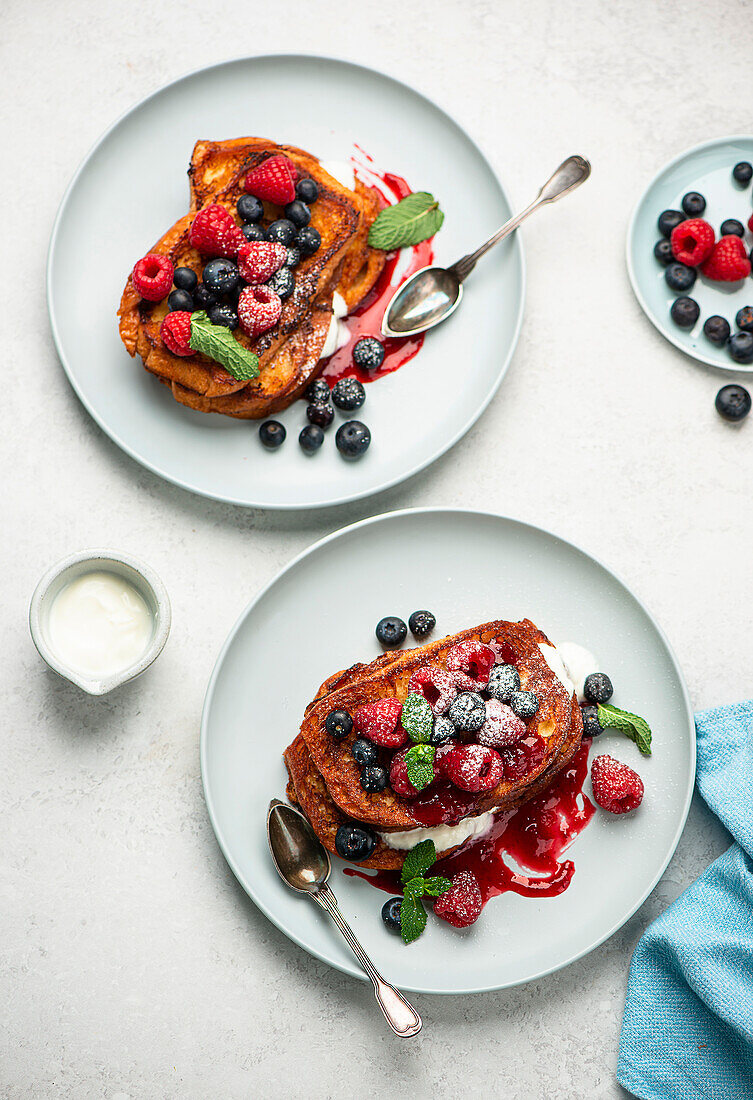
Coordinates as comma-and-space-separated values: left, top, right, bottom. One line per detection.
320, 290, 350, 359
319, 159, 356, 192
538, 643, 576, 696
556, 642, 600, 703
379, 807, 497, 852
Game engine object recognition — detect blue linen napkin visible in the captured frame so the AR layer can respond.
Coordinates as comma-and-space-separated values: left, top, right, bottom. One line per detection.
616, 700, 753, 1099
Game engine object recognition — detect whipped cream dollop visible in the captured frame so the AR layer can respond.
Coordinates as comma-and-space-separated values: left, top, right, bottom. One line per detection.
319, 159, 356, 192
539, 641, 599, 703
320, 291, 350, 359
379, 808, 497, 852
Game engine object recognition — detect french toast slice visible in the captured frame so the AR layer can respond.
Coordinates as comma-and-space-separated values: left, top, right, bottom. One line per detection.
118, 138, 386, 418
288, 620, 582, 859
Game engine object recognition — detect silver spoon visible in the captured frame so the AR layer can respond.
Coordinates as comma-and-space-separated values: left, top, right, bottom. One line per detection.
381, 154, 591, 338
266, 799, 422, 1037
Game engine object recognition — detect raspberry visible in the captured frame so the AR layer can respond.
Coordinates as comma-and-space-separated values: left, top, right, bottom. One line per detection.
477, 699, 526, 748
189, 203, 245, 258
669, 219, 714, 266
238, 285, 283, 338
433, 871, 482, 928
700, 235, 751, 281
237, 241, 288, 284
591, 754, 644, 814
353, 697, 406, 748
446, 641, 495, 687
748, 213, 753, 233
132, 253, 174, 301
244, 155, 297, 205
160, 311, 193, 356
440, 743, 503, 792
407, 664, 457, 715
499, 734, 546, 780
389, 746, 437, 797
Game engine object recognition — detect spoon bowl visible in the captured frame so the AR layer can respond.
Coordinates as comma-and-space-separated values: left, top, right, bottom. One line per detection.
267, 798, 330, 892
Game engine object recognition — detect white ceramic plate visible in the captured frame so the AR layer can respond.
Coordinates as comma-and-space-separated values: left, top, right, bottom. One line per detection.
201, 508, 694, 994
627, 135, 753, 371
47, 55, 524, 509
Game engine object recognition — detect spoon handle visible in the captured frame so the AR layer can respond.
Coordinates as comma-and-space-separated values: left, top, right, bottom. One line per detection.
448, 154, 591, 283
312, 883, 422, 1037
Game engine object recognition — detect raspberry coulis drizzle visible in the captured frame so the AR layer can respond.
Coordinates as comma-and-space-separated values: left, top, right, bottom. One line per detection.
321, 167, 434, 386
343, 741, 595, 908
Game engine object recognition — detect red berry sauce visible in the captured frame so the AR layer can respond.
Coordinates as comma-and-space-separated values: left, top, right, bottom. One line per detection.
320, 161, 435, 387
343, 742, 595, 909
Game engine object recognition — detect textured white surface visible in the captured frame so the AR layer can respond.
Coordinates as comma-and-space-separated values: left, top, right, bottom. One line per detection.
2, 0, 749, 1095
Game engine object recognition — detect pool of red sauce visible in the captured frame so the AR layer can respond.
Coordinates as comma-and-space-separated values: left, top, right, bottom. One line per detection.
320, 168, 435, 387
343, 740, 595, 909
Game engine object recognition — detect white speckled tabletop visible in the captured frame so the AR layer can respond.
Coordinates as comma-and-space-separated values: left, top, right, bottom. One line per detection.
3, 0, 749, 1095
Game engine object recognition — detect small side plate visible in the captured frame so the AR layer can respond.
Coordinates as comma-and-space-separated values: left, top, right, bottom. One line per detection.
627, 135, 753, 372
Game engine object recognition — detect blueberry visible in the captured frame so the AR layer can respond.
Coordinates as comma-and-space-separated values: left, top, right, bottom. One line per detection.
352, 738, 378, 767
381, 897, 402, 933
258, 420, 286, 449
267, 267, 295, 301
207, 303, 238, 329
729, 332, 753, 364
296, 178, 319, 204
448, 691, 486, 732
658, 209, 685, 238
203, 258, 239, 297
194, 282, 218, 309
352, 337, 385, 371
299, 424, 324, 453
336, 420, 371, 459
510, 690, 540, 721
670, 296, 700, 329
487, 664, 521, 703
285, 200, 311, 229
653, 239, 673, 266
733, 161, 753, 185
375, 616, 407, 647
735, 306, 753, 332
285, 246, 301, 268
305, 378, 331, 404
325, 709, 353, 740
167, 288, 194, 312
360, 765, 388, 793
242, 223, 267, 242
307, 402, 334, 429
173, 266, 198, 292
715, 383, 752, 421
581, 706, 603, 738
334, 824, 376, 862
681, 191, 706, 216
296, 226, 321, 257
721, 219, 745, 237
703, 315, 731, 345
237, 194, 263, 223
665, 262, 696, 292
408, 610, 436, 639
430, 715, 456, 745
331, 377, 366, 411
266, 219, 297, 246
583, 673, 614, 705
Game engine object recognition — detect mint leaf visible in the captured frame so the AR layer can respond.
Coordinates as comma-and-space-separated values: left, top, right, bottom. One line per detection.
404, 743, 436, 793
189, 310, 260, 381
403, 877, 425, 901
597, 703, 653, 756
368, 192, 444, 250
400, 693, 433, 743
400, 839, 437, 884
399, 894, 427, 945
423, 876, 453, 897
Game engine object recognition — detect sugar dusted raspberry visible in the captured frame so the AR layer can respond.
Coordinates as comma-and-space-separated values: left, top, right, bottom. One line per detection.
132, 253, 174, 301
446, 640, 496, 686
238, 284, 283, 338
237, 241, 288, 284
477, 699, 526, 748
389, 746, 436, 797
439, 743, 503, 792
700, 235, 751, 281
670, 219, 715, 266
591, 754, 644, 814
189, 203, 246, 258
353, 697, 406, 748
244, 155, 297, 205
433, 870, 482, 928
160, 311, 193, 356
407, 664, 457, 715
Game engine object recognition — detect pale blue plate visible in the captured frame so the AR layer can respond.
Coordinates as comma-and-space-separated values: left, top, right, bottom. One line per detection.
627, 135, 753, 372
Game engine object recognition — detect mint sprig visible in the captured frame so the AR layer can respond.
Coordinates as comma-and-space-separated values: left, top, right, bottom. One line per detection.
368, 192, 444, 250
404, 743, 436, 792
189, 310, 260, 381
597, 703, 653, 756
398, 839, 452, 944
401, 693, 433, 743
